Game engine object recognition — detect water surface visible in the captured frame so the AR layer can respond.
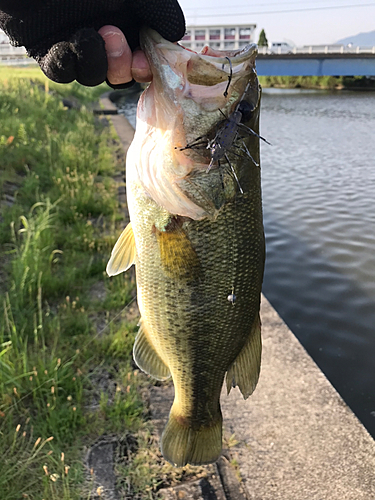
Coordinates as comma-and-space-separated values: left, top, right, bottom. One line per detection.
117, 88, 375, 437
261, 88, 375, 436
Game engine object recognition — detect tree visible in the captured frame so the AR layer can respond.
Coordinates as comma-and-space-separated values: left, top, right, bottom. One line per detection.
258, 29, 268, 47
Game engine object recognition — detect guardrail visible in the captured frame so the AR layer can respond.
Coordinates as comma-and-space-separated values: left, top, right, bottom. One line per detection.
258, 45, 375, 55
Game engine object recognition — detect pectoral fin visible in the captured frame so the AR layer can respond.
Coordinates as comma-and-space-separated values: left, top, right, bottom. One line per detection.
226, 314, 262, 399
106, 223, 136, 276
133, 321, 171, 381
155, 218, 200, 280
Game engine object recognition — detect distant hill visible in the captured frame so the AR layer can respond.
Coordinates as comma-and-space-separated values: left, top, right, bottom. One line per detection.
336, 30, 375, 46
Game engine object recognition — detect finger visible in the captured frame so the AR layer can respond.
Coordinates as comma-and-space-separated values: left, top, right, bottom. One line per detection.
98, 25, 132, 85
132, 50, 153, 83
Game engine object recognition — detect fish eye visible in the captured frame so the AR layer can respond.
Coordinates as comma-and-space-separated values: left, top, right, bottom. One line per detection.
238, 101, 254, 122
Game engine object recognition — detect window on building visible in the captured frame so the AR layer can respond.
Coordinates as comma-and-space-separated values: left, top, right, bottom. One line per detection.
239, 27, 251, 39
224, 41, 235, 49
210, 42, 221, 49
195, 42, 205, 50
224, 28, 235, 40
209, 29, 221, 40
182, 30, 191, 41
195, 29, 206, 40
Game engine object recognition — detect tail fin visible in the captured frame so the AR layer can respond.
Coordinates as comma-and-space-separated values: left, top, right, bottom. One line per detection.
161, 407, 222, 467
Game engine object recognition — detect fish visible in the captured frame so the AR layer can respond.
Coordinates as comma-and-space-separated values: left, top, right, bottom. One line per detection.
106, 28, 265, 467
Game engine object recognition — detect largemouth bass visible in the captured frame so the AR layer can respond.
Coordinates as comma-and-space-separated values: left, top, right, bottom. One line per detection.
107, 29, 265, 467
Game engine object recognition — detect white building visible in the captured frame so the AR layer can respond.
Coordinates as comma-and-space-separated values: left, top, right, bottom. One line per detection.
182, 24, 256, 52
0, 29, 9, 44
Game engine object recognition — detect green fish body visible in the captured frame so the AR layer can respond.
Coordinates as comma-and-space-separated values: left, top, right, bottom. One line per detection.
107, 30, 265, 467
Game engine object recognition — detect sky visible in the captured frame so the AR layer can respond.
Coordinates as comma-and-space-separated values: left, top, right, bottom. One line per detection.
178, 0, 375, 46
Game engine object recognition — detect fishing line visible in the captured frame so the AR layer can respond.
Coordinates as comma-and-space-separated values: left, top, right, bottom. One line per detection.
227, 174, 239, 306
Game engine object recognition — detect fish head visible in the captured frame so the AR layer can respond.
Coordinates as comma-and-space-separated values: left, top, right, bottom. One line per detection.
128, 28, 260, 219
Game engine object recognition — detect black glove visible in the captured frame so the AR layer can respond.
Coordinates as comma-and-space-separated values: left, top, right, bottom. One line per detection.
0, 0, 185, 87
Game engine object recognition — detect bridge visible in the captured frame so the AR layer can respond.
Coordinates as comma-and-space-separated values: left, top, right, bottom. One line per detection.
256, 45, 375, 76
2, 41, 375, 76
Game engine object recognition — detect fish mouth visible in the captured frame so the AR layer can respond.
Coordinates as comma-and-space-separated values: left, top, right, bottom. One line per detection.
140, 28, 258, 89
130, 29, 261, 222
142, 27, 257, 62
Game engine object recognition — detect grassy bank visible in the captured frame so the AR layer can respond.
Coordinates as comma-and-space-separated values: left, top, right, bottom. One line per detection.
258, 75, 375, 90
0, 67, 203, 499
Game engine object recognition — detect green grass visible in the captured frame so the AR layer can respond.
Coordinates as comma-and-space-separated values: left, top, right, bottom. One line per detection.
0, 67, 210, 500
258, 75, 344, 89
0, 66, 108, 104
258, 75, 375, 90
0, 67, 146, 499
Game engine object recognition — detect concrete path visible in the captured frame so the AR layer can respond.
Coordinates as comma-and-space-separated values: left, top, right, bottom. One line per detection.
101, 92, 375, 499
221, 297, 375, 500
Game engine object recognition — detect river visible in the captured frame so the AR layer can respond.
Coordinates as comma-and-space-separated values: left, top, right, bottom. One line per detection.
117, 87, 375, 438
260, 88, 375, 438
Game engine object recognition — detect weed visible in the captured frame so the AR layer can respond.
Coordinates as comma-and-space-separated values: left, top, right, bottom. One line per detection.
258, 75, 344, 90
116, 428, 210, 499
0, 68, 141, 499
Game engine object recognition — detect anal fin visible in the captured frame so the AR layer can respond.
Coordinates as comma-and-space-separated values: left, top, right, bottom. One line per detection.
226, 314, 262, 399
133, 321, 171, 381
106, 222, 136, 276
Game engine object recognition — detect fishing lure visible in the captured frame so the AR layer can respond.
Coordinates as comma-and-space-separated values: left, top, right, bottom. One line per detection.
178, 58, 269, 191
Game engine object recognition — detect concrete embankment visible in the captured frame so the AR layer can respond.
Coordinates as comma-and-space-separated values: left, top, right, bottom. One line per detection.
100, 93, 375, 500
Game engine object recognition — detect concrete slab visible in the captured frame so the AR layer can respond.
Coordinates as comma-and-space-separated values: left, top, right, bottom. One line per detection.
86, 437, 120, 500
221, 297, 375, 500
100, 94, 134, 154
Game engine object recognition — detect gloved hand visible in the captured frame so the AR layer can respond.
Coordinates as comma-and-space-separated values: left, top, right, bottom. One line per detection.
0, 0, 185, 87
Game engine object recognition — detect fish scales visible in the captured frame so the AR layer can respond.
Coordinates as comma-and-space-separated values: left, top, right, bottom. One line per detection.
134, 189, 264, 405
107, 29, 265, 467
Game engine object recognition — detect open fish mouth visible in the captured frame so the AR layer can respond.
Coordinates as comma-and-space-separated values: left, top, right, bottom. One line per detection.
140, 27, 258, 93
146, 28, 258, 63
142, 27, 257, 63
129, 28, 261, 220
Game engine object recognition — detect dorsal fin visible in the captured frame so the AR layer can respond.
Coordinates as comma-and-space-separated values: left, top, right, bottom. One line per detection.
106, 223, 136, 276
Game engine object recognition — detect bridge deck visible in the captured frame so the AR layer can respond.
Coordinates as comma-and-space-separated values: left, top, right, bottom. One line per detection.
256, 53, 375, 76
